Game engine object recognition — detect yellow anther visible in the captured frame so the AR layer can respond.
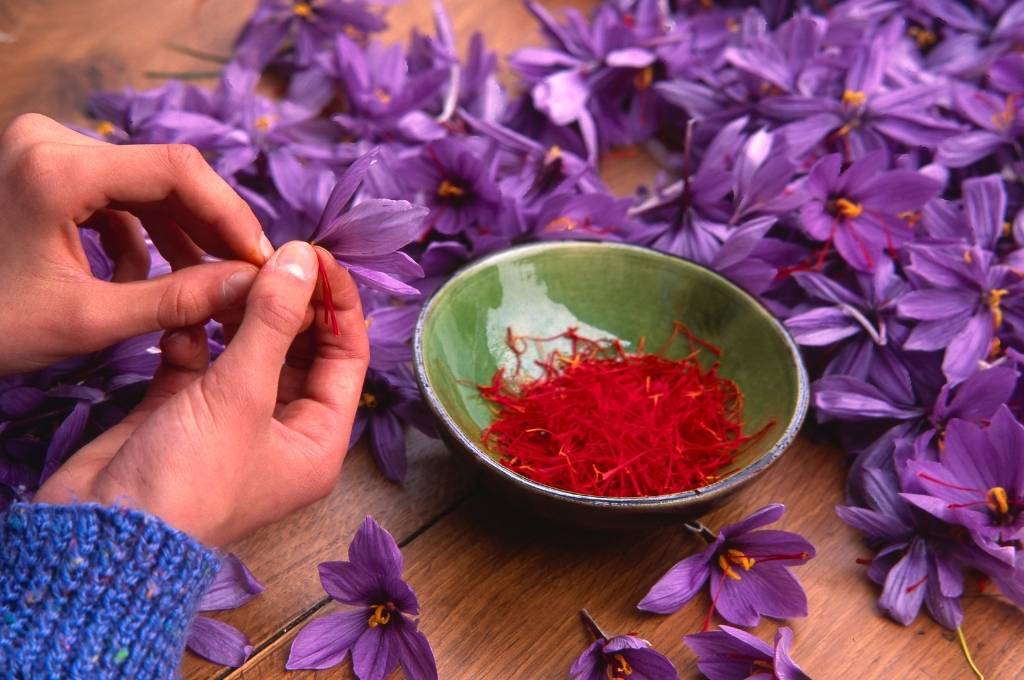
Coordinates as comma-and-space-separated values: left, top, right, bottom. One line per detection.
987, 288, 1009, 329
254, 114, 276, 132
725, 17, 740, 32
360, 392, 378, 408
633, 66, 654, 91
374, 88, 392, 104
990, 336, 1003, 359
545, 145, 562, 164
367, 604, 391, 628
907, 26, 937, 48
292, 2, 313, 17
699, 0, 713, 7
987, 486, 1010, 515
436, 179, 466, 198
718, 549, 756, 581
992, 95, 1018, 132
545, 216, 577, 232
1004, 221, 1013, 237
835, 197, 863, 219
899, 210, 922, 226
95, 120, 116, 137
833, 121, 856, 138
842, 89, 867, 107
964, 249, 974, 264
607, 653, 633, 678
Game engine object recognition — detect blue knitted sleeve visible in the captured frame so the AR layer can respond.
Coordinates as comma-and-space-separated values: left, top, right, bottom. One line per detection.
0, 502, 221, 678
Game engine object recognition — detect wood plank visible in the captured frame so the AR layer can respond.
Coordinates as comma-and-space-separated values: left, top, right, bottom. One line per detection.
232, 435, 1024, 679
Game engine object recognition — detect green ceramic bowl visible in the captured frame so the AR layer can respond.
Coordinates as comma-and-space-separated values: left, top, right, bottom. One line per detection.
414, 241, 808, 528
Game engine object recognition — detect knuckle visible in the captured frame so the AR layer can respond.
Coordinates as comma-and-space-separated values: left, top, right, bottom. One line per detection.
254, 291, 304, 333
1, 113, 54, 149
11, 141, 63, 189
162, 143, 206, 176
157, 280, 205, 327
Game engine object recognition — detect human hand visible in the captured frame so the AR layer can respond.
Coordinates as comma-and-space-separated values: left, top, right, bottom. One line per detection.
35, 243, 370, 546
0, 113, 275, 375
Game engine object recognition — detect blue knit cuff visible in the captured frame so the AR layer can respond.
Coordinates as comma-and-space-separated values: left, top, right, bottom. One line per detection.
0, 502, 220, 679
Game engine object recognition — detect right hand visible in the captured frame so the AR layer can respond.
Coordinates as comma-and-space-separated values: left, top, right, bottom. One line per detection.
36, 243, 371, 546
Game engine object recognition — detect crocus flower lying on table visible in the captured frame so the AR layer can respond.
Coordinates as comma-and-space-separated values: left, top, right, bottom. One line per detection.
570, 609, 679, 680
685, 625, 810, 680
186, 554, 265, 667
287, 516, 437, 680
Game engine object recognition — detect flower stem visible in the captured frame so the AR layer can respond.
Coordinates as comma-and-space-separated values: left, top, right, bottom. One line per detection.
143, 70, 222, 80
579, 609, 608, 641
164, 42, 231, 63
684, 520, 716, 543
956, 627, 985, 680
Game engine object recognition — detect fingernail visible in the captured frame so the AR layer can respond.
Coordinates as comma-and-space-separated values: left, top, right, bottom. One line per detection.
259, 234, 275, 262
222, 268, 257, 305
273, 241, 316, 280
164, 328, 193, 351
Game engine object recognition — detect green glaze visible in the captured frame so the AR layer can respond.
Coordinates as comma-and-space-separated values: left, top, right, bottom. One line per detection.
414, 242, 808, 524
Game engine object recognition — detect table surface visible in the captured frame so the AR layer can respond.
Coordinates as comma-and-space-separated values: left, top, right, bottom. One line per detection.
3, 2, 1023, 678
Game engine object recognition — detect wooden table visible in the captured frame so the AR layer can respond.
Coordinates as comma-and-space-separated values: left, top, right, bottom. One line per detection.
3, 2, 1022, 678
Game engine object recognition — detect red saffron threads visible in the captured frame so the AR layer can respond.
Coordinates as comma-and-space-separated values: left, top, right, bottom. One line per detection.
317, 259, 341, 336
477, 323, 772, 498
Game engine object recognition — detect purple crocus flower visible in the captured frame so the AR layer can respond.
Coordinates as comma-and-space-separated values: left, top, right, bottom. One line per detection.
902, 406, 1024, 545
404, 137, 503, 237
897, 243, 1020, 382
799, 152, 941, 271
186, 554, 264, 668
637, 504, 815, 627
684, 625, 810, 680
287, 516, 437, 679
351, 367, 435, 484
570, 610, 678, 680
234, 0, 387, 69
937, 83, 1024, 168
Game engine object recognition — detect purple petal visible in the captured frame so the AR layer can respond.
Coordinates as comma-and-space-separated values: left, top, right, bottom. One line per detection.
773, 627, 810, 680
722, 504, 786, 537
813, 377, 919, 420
620, 646, 679, 680
318, 561, 381, 605
532, 69, 589, 126
860, 171, 941, 214
41, 401, 91, 481
200, 554, 264, 611
897, 290, 976, 321
569, 640, 605, 680
369, 409, 408, 483
937, 132, 1006, 168
835, 505, 909, 542
186, 616, 253, 668
942, 312, 993, 382
352, 623, 398, 680
785, 307, 860, 346
286, 610, 368, 670
963, 175, 1006, 250
392, 618, 438, 680
637, 549, 713, 614
319, 200, 428, 257
719, 563, 809, 624
879, 539, 928, 626
605, 47, 656, 68
349, 515, 404, 578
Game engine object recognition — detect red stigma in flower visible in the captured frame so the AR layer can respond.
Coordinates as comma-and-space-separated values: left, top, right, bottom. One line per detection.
316, 257, 340, 336
905, 575, 928, 593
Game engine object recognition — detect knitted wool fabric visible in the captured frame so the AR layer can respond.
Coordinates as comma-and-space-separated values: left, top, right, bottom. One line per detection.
0, 503, 220, 679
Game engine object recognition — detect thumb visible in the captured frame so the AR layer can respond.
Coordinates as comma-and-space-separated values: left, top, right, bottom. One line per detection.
209, 241, 318, 405
80, 261, 258, 350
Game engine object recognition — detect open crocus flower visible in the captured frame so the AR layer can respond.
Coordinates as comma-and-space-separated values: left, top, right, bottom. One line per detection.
570, 610, 679, 680
903, 406, 1024, 545
637, 504, 814, 628
938, 82, 1024, 168
684, 625, 810, 680
287, 517, 437, 680
799, 151, 941, 272
186, 554, 264, 668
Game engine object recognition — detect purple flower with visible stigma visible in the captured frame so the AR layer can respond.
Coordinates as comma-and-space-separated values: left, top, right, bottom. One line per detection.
938, 83, 1024, 168
684, 625, 810, 680
186, 554, 264, 668
570, 609, 679, 680
637, 504, 814, 628
287, 516, 437, 680
903, 406, 1024, 545
799, 151, 941, 272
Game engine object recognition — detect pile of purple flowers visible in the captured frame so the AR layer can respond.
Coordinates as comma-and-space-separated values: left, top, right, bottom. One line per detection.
3, 0, 1024, 670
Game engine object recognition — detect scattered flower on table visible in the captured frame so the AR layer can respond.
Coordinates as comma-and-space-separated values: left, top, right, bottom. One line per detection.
287, 516, 437, 679
638, 505, 815, 628
570, 609, 679, 680
186, 554, 265, 668
685, 625, 810, 680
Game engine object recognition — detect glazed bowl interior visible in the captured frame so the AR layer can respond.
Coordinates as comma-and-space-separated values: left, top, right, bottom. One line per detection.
415, 241, 807, 504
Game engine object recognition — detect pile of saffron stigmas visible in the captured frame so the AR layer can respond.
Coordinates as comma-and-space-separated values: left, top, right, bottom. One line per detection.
479, 325, 770, 497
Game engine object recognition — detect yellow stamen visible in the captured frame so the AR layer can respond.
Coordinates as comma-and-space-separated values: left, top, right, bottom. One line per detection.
1004, 221, 1013, 237
607, 653, 633, 678
835, 197, 863, 219
899, 210, 922, 226
842, 89, 867, 107
374, 88, 392, 104
545, 145, 562, 164
990, 336, 1003, 359
964, 249, 974, 264
436, 179, 466, 198
907, 26, 937, 48
987, 288, 1009, 329
987, 486, 1010, 515
833, 121, 856, 138
95, 120, 116, 137
254, 114, 276, 132
545, 216, 577, 232
991, 95, 1018, 132
633, 66, 654, 91
292, 2, 313, 17
364, 317, 373, 329
367, 604, 391, 628
725, 17, 740, 32
718, 549, 756, 581
360, 392, 378, 408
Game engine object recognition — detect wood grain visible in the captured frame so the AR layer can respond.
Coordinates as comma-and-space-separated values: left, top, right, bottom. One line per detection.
229, 437, 1024, 679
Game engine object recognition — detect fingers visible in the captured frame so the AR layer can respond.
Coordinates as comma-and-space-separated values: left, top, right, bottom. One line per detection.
120, 326, 212, 428
278, 250, 369, 451
210, 242, 319, 406
81, 209, 151, 282
75, 260, 257, 351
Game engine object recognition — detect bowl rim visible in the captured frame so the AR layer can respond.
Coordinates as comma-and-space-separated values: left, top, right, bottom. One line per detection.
413, 240, 809, 508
